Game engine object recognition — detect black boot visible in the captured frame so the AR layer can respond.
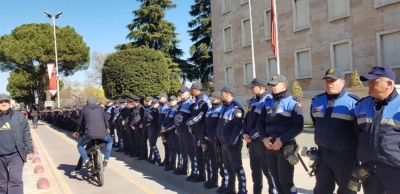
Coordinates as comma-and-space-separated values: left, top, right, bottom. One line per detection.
191, 174, 206, 182
164, 165, 175, 171
174, 168, 187, 175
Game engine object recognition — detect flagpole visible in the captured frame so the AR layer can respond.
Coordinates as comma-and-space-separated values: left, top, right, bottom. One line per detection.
249, 0, 256, 79
273, 0, 280, 74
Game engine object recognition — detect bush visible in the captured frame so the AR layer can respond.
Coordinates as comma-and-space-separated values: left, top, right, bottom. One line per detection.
291, 80, 303, 99
348, 70, 363, 88
102, 47, 181, 99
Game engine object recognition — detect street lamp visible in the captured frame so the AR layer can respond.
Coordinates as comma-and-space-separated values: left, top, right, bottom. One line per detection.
44, 11, 62, 108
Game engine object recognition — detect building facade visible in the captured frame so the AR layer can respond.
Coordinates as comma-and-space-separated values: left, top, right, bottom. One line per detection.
211, 0, 400, 105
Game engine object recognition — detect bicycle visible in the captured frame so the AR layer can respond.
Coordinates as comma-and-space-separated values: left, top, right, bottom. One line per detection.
88, 139, 105, 186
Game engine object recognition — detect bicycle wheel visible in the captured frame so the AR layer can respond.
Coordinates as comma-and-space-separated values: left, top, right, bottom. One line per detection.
96, 149, 104, 186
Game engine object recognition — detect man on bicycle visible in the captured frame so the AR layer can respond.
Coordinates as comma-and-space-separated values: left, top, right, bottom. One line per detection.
73, 97, 113, 169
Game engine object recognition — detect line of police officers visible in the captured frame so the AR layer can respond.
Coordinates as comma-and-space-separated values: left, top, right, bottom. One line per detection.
41, 65, 400, 194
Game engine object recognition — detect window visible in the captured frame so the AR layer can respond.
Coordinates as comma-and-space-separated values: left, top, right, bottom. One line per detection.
241, 0, 248, 5
292, 0, 310, 32
242, 18, 251, 47
223, 26, 233, 52
266, 57, 278, 79
377, 29, 400, 67
243, 62, 254, 85
328, 0, 350, 21
225, 66, 234, 85
330, 39, 353, 73
222, 0, 231, 13
294, 48, 312, 79
264, 10, 271, 40
375, 0, 400, 8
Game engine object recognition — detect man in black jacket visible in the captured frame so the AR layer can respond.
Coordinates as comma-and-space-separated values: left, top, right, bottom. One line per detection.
0, 93, 34, 194
73, 97, 112, 168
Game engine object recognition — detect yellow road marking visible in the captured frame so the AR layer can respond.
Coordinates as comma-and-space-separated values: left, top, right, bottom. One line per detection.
31, 128, 73, 194
41, 123, 156, 194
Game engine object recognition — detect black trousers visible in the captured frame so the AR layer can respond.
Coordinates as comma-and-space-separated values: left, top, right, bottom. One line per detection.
135, 128, 143, 156
126, 127, 137, 154
140, 127, 149, 158
361, 163, 400, 194
148, 127, 160, 161
161, 133, 169, 164
204, 140, 219, 184
314, 148, 356, 194
115, 124, 123, 148
248, 138, 275, 194
0, 152, 24, 194
108, 120, 116, 144
178, 130, 195, 173
266, 147, 294, 194
193, 136, 205, 177
222, 139, 246, 193
166, 130, 179, 166
120, 126, 130, 151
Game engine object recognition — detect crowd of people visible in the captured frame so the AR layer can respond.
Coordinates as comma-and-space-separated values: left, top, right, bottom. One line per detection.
37, 65, 400, 194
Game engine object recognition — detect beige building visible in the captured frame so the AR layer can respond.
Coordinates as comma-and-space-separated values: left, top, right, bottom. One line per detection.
211, 0, 400, 105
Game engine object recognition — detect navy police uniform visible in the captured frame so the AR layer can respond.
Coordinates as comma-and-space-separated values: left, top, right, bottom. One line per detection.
257, 88, 303, 194
162, 100, 180, 171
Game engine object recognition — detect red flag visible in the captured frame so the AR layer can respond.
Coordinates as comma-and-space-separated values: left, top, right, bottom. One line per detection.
47, 63, 57, 96
271, 0, 277, 60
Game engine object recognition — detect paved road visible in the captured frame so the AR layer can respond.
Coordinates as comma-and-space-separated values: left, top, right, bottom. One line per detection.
28, 122, 185, 194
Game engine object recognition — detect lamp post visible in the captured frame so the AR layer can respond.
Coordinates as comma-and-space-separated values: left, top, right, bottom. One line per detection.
44, 11, 62, 108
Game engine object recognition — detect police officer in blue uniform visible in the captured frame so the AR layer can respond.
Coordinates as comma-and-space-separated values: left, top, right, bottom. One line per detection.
157, 92, 170, 166
115, 99, 127, 152
161, 96, 180, 171
173, 86, 195, 179
257, 75, 303, 194
204, 91, 225, 190
138, 97, 154, 160
187, 83, 211, 182
216, 85, 247, 194
311, 68, 359, 194
124, 98, 135, 156
105, 100, 118, 148
129, 95, 144, 158
145, 99, 161, 164
353, 66, 400, 194
242, 78, 275, 194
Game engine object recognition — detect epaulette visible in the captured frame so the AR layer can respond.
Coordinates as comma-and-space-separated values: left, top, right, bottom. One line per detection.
347, 93, 361, 101
312, 93, 325, 100
292, 97, 300, 102
355, 96, 369, 106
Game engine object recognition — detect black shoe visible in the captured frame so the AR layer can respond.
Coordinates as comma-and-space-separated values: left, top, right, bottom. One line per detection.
124, 151, 131, 155
174, 168, 187, 175
158, 161, 165, 166
190, 175, 206, 182
204, 183, 218, 189
115, 148, 124, 152
222, 190, 236, 194
149, 160, 156, 164
186, 174, 195, 181
173, 167, 181, 174
164, 165, 175, 171
203, 181, 210, 187
217, 186, 227, 193
103, 161, 108, 167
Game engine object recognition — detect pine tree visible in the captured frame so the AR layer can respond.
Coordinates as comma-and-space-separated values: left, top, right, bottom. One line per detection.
291, 80, 303, 99
348, 70, 363, 88
188, 0, 213, 86
117, 0, 197, 83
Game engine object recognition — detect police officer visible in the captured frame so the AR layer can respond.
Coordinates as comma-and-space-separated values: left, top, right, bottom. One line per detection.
173, 86, 195, 179
115, 99, 127, 152
242, 78, 275, 194
105, 100, 117, 148
187, 83, 210, 182
257, 75, 303, 194
145, 99, 161, 164
130, 95, 144, 158
161, 96, 180, 171
157, 92, 170, 166
204, 91, 225, 190
216, 85, 247, 194
123, 98, 135, 156
311, 68, 359, 194
138, 97, 154, 160
353, 66, 400, 194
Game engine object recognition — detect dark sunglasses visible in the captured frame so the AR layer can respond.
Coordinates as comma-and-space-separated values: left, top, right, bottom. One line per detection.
0, 100, 10, 104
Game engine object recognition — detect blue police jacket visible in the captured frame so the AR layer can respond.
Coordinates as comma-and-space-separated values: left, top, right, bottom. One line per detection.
174, 98, 194, 132
187, 92, 211, 140
145, 106, 159, 128
163, 105, 178, 132
158, 101, 169, 128
205, 102, 223, 141
243, 91, 271, 139
353, 89, 400, 168
142, 106, 153, 127
216, 100, 244, 145
256, 90, 304, 143
311, 89, 359, 152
